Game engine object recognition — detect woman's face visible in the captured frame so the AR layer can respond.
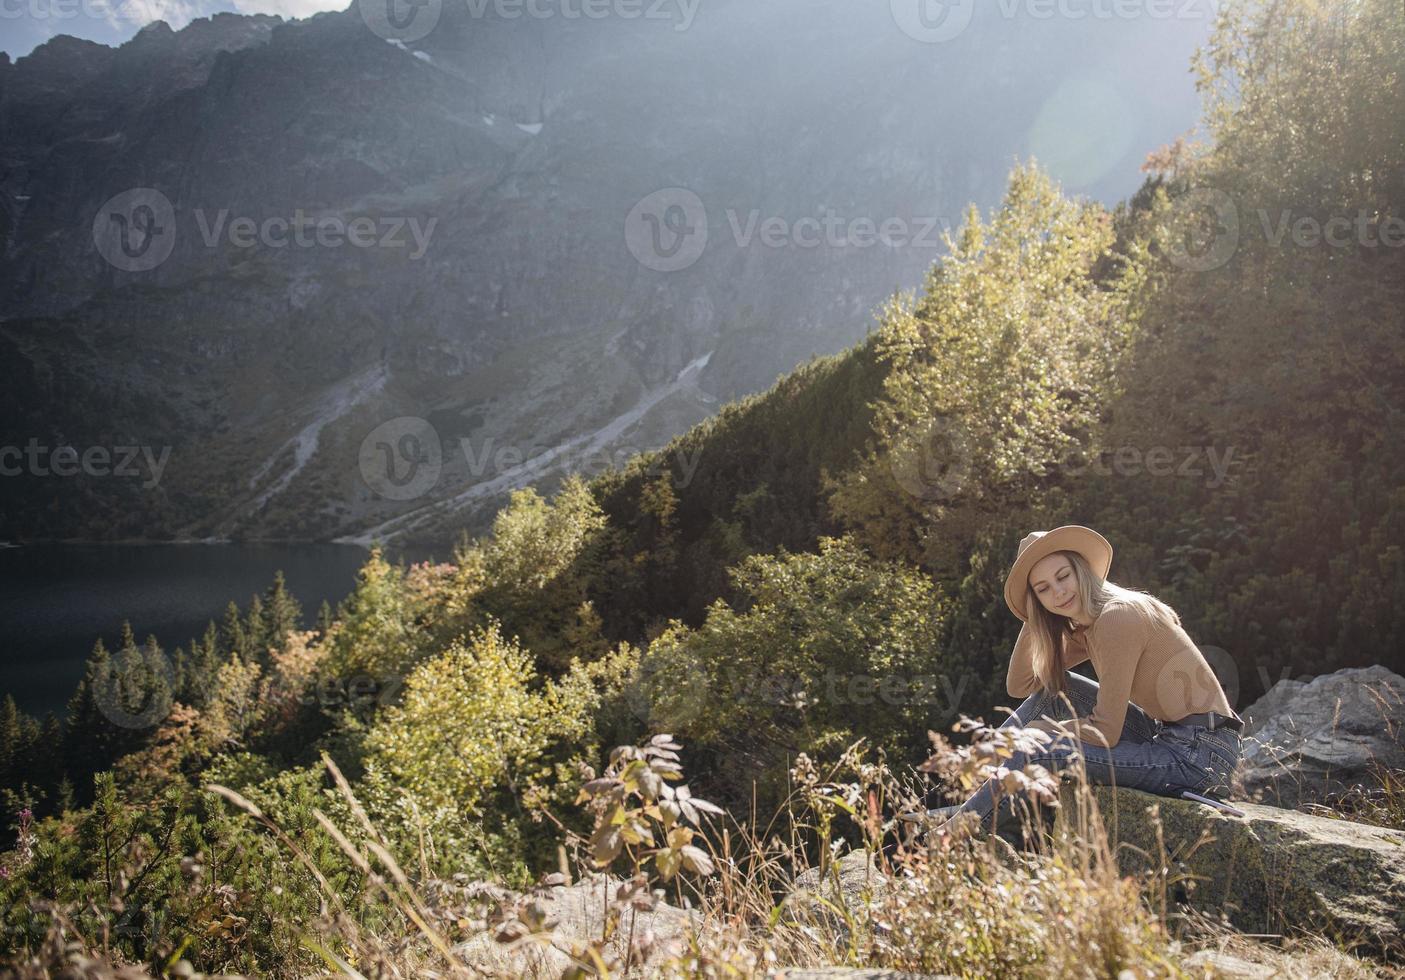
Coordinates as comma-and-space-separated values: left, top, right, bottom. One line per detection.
1029, 553, 1082, 621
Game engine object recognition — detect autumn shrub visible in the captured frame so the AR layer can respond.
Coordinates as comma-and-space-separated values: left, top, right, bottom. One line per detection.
630, 533, 968, 822
357, 618, 640, 877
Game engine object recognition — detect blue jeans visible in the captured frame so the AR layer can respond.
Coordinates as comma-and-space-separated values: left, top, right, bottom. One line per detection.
950, 670, 1242, 835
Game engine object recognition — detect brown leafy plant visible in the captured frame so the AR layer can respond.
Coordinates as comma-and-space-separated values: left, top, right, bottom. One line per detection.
578, 735, 721, 874
533, 733, 723, 976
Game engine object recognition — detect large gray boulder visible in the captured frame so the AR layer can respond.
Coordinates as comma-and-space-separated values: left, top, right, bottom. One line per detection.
1052, 782, 1405, 960
1236, 665, 1405, 808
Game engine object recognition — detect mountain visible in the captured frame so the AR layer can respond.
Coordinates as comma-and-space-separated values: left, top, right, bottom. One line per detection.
0, 1, 1208, 548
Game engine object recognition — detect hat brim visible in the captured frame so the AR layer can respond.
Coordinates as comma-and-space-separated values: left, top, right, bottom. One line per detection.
1004, 526, 1113, 621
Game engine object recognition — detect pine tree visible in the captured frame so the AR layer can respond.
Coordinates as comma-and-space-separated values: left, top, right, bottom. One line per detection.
0, 694, 22, 786
55, 774, 76, 815
245, 594, 269, 666
186, 622, 221, 708
13, 711, 41, 798
263, 570, 303, 652
220, 601, 249, 663
316, 599, 334, 638
171, 646, 188, 704
63, 638, 125, 795
37, 713, 64, 804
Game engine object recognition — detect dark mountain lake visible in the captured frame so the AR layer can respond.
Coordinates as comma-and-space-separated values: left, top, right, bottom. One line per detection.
0, 541, 446, 719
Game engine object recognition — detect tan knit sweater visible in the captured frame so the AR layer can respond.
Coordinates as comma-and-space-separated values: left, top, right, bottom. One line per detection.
1005, 597, 1234, 748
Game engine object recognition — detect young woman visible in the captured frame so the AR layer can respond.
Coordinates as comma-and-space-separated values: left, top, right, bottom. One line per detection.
918, 525, 1243, 841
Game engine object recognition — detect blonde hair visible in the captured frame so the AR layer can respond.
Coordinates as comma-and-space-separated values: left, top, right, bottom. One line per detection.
1021, 549, 1181, 696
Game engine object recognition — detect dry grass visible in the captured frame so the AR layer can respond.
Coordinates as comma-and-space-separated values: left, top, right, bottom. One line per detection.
10, 725, 1401, 979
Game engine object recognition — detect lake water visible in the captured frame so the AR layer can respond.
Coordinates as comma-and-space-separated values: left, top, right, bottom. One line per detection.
0, 541, 447, 719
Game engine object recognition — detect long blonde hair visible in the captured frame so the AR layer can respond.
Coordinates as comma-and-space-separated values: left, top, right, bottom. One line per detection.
1022, 549, 1182, 696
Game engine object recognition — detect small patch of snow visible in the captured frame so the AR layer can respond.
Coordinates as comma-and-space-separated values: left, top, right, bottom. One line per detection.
516, 122, 543, 135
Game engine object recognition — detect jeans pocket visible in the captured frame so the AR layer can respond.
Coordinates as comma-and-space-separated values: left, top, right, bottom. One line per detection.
1202, 732, 1240, 777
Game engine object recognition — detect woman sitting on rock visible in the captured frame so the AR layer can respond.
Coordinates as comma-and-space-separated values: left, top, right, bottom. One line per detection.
918, 524, 1244, 841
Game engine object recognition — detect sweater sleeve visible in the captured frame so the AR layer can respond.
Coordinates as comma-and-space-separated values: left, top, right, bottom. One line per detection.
1071, 603, 1150, 749
1007, 623, 1093, 698
1006, 622, 1039, 698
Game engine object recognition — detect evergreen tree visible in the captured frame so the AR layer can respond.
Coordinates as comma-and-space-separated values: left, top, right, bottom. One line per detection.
220, 600, 249, 663
263, 571, 303, 652
245, 594, 269, 666
0, 694, 21, 786
36, 713, 64, 801
55, 774, 75, 814
170, 646, 188, 706
316, 599, 334, 638
119, 620, 137, 654
60, 636, 151, 798
186, 622, 221, 708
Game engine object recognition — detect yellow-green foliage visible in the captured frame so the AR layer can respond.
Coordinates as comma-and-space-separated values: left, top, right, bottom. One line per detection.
1081, 0, 1405, 679
453, 474, 612, 672
325, 546, 422, 679
362, 620, 573, 815
360, 617, 638, 833
825, 163, 1135, 578
474, 474, 607, 593
633, 534, 957, 815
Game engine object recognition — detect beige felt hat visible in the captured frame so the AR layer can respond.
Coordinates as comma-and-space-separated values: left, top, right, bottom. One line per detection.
1004, 525, 1113, 621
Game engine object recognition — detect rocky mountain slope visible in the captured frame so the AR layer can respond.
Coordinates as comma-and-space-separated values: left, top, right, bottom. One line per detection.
0, 1, 1207, 548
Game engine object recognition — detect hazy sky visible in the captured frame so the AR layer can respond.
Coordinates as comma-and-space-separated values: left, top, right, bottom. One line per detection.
1, 0, 1215, 210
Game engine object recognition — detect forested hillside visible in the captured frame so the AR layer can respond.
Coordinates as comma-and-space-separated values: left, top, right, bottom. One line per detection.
1, 0, 1402, 974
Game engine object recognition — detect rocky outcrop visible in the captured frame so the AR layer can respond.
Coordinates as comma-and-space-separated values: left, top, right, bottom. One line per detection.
452, 872, 700, 976
769, 965, 955, 971
785, 784, 1405, 962
1235, 665, 1405, 809
1056, 783, 1405, 960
